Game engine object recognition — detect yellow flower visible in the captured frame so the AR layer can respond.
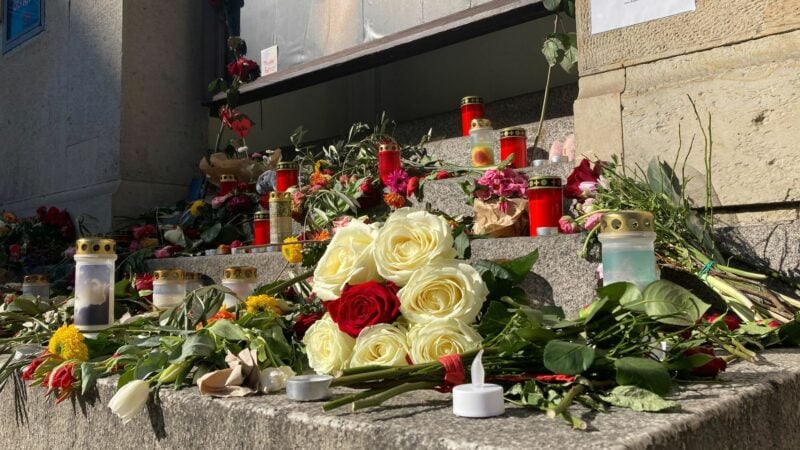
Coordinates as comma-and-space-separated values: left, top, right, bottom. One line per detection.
313, 160, 327, 173
245, 294, 282, 316
189, 200, 205, 216
48, 324, 89, 361
282, 237, 303, 264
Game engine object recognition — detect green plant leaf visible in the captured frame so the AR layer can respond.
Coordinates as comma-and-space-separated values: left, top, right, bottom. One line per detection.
542, 0, 562, 12
614, 357, 672, 396
600, 386, 678, 412
543, 340, 595, 375
600, 282, 643, 312
558, 33, 578, 74
200, 222, 222, 243
207, 319, 247, 341
171, 334, 215, 363
454, 228, 471, 260
642, 280, 710, 326
541, 36, 562, 67
80, 362, 97, 395
477, 301, 515, 338
136, 351, 169, 379
498, 250, 539, 283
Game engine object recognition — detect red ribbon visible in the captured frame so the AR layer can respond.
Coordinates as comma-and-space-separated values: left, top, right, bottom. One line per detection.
436, 354, 465, 393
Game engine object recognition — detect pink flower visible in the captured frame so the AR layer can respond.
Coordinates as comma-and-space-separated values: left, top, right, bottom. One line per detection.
153, 245, 182, 259
226, 194, 254, 215
475, 168, 528, 200
549, 141, 564, 158
579, 181, 598, 196
385, 169, 409, 195
63, 246, 76, 259
331, 216, 352, 234
230, 240, 243, 249
498, 199, 510, 214
596, 263, 603, 281
211, 194, 232, 209
132, 224, 157, 240
134, 273, 154, 292
558, 216, 578, 234
583, 212, 603, 231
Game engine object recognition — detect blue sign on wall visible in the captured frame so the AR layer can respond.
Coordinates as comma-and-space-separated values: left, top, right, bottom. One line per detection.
3, 0, 44, 53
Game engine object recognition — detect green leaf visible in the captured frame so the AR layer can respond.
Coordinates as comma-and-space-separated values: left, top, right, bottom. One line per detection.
558, 33, 578, 74
601, 282, 643, 312
136, 352, 169, 379
454, 229, 471, 260
207, 319, 247, 341
118, 367, 135, 388
647, 159, 683, 206
474, 260, 515, 285
614, 357, 672, 396
80, 363, 97, 395
779, 321, 800, 345
200, 222, 222, 243
641, 280, 710, 326
664, 353, 714, 371
579, 297, 612, 324
171, 334, 215, 363
600, 386, 678, 412
477, 301, 514, 338
562, 0, 576, 17
498, 250, 539, 283
8, 297, 39, 315
542, 0, 562, 12
114, 278, 131, 298
543, 340, 595, 375
541, 36, 562, 67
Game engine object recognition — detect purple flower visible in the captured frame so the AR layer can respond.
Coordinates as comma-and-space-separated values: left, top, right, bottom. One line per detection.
385, 169, 409, 195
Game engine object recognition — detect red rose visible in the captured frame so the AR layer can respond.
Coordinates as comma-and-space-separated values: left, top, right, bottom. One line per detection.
705, 313, 740, 331
684, 347, 727, 377
36, 206, 47, 217
22, 356, 46, 381
767, 320, 780, 328
566, 159, 599, 199
48, 364, 76, 389
8, 244, 21, 258
43, 207, 61, 225
132, 224, 157, 240
293, 311, 324, 338
134, 273, 154, 292
325, 282, 401, 337
406, 176, 420, 198
227, 57, 260, 80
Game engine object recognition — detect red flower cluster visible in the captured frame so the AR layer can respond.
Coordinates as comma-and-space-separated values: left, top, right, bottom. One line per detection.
134, 273, 154, 298
683, 347, 727, 377
227, 57, 260, 81
132, 224, 157, 240
704, 313, 740, 331
36, 206, 75, 238
325, 281, 401, 337
22, 354, 47, 381
566, 159, 604, 199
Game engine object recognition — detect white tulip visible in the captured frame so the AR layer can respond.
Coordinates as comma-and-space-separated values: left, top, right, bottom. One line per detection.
108, 380, 150, 423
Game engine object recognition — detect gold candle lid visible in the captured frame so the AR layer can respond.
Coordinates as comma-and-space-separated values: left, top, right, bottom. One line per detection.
153, 269, 185, 281
269, 191, 291, 202
378, 143, 399, 153
254, 210, 269, 220
599, 210, 655, 234
220, 174, 237, 182
460, 96, 483, 106
499, 127, 526, 138
75, 238, 116, 255
184, 272, 203, 281
223, 266, 257, 280
470, 118, 492, 130
23, 274, 48, 283
528, 176, 563, 189
277, 161, 299, 170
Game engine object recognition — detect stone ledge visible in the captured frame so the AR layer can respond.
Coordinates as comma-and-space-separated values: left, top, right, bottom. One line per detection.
3, 349, 800, 449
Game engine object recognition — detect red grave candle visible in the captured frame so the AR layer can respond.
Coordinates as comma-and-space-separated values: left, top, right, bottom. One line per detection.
219, 174, 237, 196
527, 176, 563, 236
253, 211, 270, 246
276, 161, 299, 193
460, 96, 485, 136
499, 127, 528, 169
378, 142, 401, 185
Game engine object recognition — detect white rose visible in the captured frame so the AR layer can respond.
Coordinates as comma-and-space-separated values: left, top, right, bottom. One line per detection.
398, 260, 488, 325
313, 220, 381, 300
303, 314, 355, 375
407, 319, 482, 364
349, 323, 410, 368
373, 208, 456, 286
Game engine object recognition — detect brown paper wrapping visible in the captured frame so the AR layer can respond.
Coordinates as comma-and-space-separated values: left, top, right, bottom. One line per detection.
472, 198, 529, 238
197, 349, 261, 397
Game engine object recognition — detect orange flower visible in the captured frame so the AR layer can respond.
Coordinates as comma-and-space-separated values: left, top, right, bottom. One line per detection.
309, 172, 331, 187
383, 192, 406, 209
2, 211, 16, 224
197, 308, 236, 329
310, 230, 330, 241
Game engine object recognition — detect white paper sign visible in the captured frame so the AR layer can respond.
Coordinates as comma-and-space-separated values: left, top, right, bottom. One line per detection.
260, 45, 278, 76
591, 0, 695, 34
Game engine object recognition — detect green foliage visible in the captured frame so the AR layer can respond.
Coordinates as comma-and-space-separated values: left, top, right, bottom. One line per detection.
614, 357, 672, 396
542, 32, 578, 74
600, 386, 678, 412
543, 340, 596, 375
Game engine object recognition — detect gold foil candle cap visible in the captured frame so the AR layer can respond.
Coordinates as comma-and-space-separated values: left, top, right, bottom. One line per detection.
528, 176, 563, 189
184, 272, 202, 281
378, 143, 399, 153
23, 274, 48, 283
269, 191, 291, 202
460, 96, 483, 106
223, 266, 257, 281
254, 210, 269, 220
470, 118, 492, 130
75, 238, 117, 255
499, 127, 526, 138
220, 174, 237, 182
153, 269, 185, 281
600, 210, 655, 234
277, 161, 299, 170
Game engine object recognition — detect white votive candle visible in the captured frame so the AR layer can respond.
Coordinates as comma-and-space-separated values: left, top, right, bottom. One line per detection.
286, 374, 333, 401
452, 350, 505, 418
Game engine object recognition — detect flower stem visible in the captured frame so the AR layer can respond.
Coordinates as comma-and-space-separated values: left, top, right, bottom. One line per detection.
546, 384, 585, 419
352, 381, 439, 411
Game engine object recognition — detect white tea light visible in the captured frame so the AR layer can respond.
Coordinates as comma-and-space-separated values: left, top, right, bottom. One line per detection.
286, 374, 333, 401
453, 350, 505, 418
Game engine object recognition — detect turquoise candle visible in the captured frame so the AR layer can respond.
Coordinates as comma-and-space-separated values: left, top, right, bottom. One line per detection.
598, 211, 658, 291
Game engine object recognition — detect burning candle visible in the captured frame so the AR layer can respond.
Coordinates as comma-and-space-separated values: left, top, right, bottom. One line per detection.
276, 161, 299, 193
460, 96, 485, 136
219, 174, 237, 196
221, 266, 258, 308
597, 210, 658, 291
286, 374, 334, 401
22, 274, 50, 300
452, 350, 505, 418
527, 176, 563, 236
73, 238, 117, 332
499, 127, 528, 169
152, 269, 187, 309
253, 210, 270, 246
378, 142, 401, 186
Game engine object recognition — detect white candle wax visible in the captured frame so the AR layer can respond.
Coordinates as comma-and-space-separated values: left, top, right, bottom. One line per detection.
286, 374, 333, 401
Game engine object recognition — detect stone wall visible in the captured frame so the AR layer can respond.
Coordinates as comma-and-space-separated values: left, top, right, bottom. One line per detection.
0, 0, 208, 232
574, 0, 800, 215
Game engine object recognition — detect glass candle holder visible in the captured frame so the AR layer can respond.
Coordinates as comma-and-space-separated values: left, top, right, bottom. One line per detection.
499, 127, 528, 169
460, 96, 484, 136
153, 269, 187, 309
527, 176, 563, 236
598, 211, 658, 291
378, 142, 401, 186
269, 192, 292, 253
222, 266, 258, 308
253, 210, 270, 246
219, 174, 237, 196
22, 274, 50, 300
185, 272, 203, 293
73, 238, 117, 332
276, 161, 299, 193
469, 118, 495, 167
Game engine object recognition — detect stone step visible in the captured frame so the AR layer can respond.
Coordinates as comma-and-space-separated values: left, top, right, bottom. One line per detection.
3, 349, 800, 449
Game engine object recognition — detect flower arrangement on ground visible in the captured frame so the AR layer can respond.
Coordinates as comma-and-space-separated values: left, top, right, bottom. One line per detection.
461, 167, 530, 237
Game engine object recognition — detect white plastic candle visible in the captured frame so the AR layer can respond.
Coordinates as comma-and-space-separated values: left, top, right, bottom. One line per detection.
452, 350, 505, 418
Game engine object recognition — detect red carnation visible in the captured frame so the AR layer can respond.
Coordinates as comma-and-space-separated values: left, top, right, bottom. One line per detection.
132, 224, 157, 240
293, 311, 324, 339
534, 374, 576, 383
325, 281, 401, 337
684, 347, 727, 377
